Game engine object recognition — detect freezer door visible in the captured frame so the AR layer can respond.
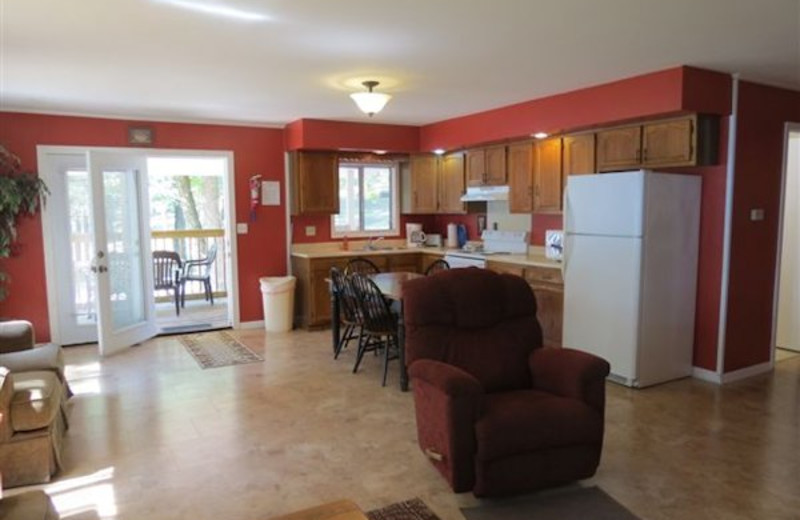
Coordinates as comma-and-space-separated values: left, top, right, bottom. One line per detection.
563, 234, 643, 385
565, 171, 646, 237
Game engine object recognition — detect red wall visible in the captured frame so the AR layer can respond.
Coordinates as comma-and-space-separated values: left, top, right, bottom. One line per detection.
421, 67, 694, 152
285, 118, 419, 152
723, 82, 800, 371
0, 112, 287, 341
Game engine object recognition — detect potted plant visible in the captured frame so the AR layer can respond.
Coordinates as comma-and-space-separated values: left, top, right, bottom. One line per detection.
0, 145, 48, 301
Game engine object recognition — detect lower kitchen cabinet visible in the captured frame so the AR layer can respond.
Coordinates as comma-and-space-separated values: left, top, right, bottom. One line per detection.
292, 253, 423, 329
488, 261, 563, 348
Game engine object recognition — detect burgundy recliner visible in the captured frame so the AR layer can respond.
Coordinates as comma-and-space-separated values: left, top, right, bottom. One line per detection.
403, 268, 610, 497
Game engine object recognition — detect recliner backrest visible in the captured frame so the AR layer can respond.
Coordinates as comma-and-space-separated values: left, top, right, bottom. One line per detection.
403, 268, 543, 392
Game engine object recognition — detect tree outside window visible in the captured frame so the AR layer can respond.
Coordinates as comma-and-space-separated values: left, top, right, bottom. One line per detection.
332, 163, 399, 237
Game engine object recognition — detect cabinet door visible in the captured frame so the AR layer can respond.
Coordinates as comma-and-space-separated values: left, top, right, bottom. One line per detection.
563, 133, 596, 177
485, 145, 507, 185
410, 155, 439, 213
531, 285, 564, 348
596, 126, 642, 172
296, 152, 339, 214
466, 149, 486, 186
388, 254, 421, 273
533, 137, 563, 213
486, 261, 524, 277
507, 142, 534, 213
438, 153, 466, 214
642, 117, 695, 167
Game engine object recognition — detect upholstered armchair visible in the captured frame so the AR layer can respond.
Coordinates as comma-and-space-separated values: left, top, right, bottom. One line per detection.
0, 320, 71, 488
403, 268, 610, 497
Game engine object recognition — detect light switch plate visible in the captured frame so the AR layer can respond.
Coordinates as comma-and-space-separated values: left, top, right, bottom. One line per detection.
750, 209, 765, 221
305, 226, 316, 236
236, 223, 248, 234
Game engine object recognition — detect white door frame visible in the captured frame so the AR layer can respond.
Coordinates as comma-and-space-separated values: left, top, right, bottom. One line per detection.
771, 122, 800, 361
38, 145, 240, 345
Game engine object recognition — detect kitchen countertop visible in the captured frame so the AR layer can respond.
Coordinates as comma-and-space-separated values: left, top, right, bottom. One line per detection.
291, 242, 562, 270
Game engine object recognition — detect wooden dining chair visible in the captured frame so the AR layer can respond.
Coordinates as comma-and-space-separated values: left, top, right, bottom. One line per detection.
424, 259, 450, 275
349, 273, 399, 386
330, 267, 363, 359
152, 250, 182, 316
344, 257, 381, 276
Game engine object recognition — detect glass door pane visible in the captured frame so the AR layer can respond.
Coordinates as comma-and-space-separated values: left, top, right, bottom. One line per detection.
102, 169, 146, 330
89, 151, 156, 356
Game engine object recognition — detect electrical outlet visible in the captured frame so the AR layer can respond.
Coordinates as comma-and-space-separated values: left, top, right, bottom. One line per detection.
750, 209, 765, 221
236, 223, 248, 234
305, 226, 316, 236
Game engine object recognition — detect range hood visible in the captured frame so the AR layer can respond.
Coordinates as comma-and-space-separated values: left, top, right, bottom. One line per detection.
460, 185, 509, 202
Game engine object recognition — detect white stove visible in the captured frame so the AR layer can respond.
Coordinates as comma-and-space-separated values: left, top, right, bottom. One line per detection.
444, 230, 529, 268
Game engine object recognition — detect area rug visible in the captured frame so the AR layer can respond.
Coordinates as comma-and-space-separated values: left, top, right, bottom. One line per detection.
461, 486, 639, 520
366, 498, 441, 520
179, 330, 263, 369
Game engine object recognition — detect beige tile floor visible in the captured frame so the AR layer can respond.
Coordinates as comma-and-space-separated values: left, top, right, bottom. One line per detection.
7, 329, 800, 520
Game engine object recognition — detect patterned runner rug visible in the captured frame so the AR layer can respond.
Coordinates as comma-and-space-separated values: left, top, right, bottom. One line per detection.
179, 330, 263, 369
366, 498, 440, 520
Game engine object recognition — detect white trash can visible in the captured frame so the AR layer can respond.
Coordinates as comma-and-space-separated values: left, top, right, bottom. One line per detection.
260, 276, 296, 332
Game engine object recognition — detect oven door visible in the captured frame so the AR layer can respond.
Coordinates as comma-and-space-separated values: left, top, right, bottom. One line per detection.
443, 254, 487, 269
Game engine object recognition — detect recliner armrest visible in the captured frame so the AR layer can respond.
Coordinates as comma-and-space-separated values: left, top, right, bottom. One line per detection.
408, 359, 484, 493
529, 347, 610, 411
408, 359, 484, 400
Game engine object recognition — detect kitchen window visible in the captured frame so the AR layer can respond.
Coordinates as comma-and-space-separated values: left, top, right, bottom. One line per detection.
331, 162, 399, 237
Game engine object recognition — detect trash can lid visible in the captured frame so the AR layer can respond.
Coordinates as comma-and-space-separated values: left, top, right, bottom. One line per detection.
260, 276, 296, 292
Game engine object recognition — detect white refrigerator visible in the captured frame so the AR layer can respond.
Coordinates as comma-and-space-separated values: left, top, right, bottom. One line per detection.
562, 170, 701, 388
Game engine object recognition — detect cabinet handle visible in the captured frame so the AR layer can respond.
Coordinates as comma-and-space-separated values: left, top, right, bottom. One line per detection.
642, 147, 648, 162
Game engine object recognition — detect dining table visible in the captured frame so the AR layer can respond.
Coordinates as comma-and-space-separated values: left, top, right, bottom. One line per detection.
330, 271, 424, 391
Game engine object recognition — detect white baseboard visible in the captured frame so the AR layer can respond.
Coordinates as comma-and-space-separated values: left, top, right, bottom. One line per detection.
237, 320, 264, 330
692, 361, 774, 385
720, 361, 773, 383
692, 366, 721, 384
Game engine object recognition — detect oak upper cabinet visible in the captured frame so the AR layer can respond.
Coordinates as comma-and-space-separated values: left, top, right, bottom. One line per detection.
438, 153, 466, 214
532, 137, 563, 214
409, 155, 439, 213
596, 126, 642, 172
466, 145, 507, 186
596, 115, 718, 172
642, 115, 719, 167
290, 151, 339, 215
507, 142, 534, 213
562, 133, 596, 177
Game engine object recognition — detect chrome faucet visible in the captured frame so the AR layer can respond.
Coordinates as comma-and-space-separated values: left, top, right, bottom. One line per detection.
366, 236, 384, 250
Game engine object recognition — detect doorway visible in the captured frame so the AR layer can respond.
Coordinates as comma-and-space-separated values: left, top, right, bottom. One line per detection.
39, 146, 238, 353
775, 125, 800, 360
147, 156, 231, 334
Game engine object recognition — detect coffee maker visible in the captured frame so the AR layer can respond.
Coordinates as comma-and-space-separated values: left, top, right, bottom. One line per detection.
406, 223, 426, 248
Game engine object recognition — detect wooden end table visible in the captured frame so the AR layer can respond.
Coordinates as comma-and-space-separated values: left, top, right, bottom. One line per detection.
268, 499, 368, 520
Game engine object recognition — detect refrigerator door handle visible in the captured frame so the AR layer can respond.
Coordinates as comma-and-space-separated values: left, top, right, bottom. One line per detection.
562, 185, 569, 277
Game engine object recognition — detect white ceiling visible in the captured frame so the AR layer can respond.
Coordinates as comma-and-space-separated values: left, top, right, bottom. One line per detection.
2, 0, 799, 127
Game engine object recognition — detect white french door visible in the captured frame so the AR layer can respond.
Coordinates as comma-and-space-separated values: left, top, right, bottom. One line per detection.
87, 151, 157, 355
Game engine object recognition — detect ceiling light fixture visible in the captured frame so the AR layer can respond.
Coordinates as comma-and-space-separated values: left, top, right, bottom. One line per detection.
156, 0, 269, 22
532, 132, 549, 139
350, 81, 391, 117
433, 148, 445, 155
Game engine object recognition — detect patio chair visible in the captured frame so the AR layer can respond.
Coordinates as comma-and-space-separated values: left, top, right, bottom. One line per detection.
153, 250, 183, 316
181, 243, 218, 308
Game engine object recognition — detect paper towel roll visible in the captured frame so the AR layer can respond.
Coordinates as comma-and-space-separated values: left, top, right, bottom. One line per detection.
446, 223, 458, 248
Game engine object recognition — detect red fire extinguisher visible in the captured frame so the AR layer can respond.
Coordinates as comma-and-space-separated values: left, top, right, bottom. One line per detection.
249, 175, 262, 221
